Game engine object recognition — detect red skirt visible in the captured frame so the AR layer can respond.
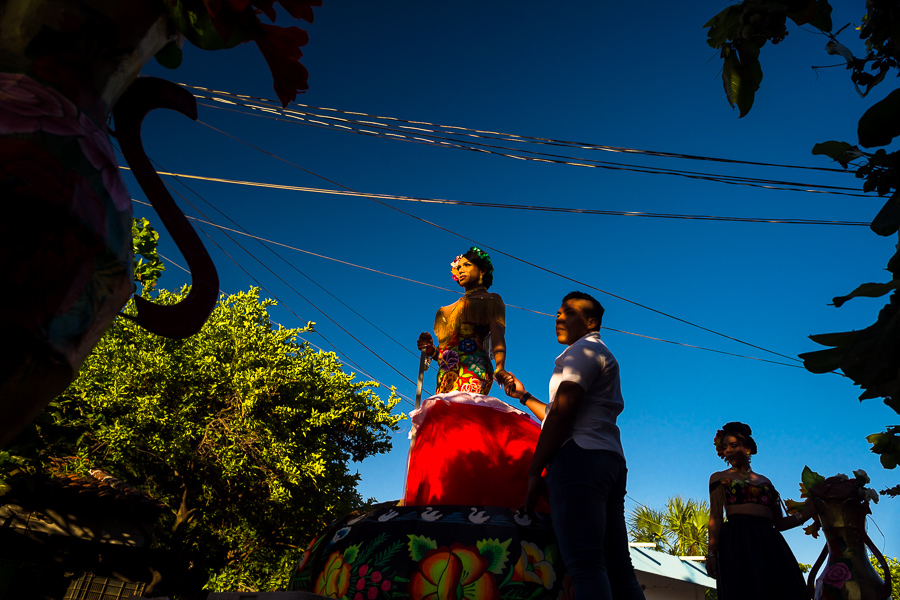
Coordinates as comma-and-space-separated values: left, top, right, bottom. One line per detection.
403, 393, 549, 511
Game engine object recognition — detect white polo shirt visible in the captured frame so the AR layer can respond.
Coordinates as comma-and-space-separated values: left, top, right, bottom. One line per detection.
545, 331, 625, 458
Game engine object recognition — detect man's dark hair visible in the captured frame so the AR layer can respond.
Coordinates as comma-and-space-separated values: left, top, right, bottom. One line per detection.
562, 291, 604, 330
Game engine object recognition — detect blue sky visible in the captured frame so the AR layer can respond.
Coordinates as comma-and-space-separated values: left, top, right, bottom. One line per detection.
131, 0, 898, 564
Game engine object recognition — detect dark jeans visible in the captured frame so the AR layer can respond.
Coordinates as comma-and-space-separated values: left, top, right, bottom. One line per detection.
547, 441, 646, 600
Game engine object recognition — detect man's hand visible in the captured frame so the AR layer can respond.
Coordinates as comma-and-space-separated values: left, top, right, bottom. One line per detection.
705, 555, 717, 579
502, 372, 526, 399
519, 473, 546, 514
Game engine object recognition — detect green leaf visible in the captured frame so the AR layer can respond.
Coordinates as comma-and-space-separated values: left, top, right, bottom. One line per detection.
343, 545, 360, 564
811, 141, 861, 167
162, 0, 252, 50
722, 44, 761, 117
871, 190, 900, 237
786, 0, 833, 31
832, 282, 898, 307
476, 538, 511, 574
154, 42, 183, 69
704, 5, 743, 49
801, 466, 826, 490
407, 535, 437, 561
858, 88, 900, 148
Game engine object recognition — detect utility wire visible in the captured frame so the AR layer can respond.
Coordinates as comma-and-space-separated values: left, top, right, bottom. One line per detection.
195, 120, 805, 365
181, 83, 852, 175
140, 199, 808, 370
153, 168, 427, 392
156, 251, 418, 407
157, 166, 426, 366
195, 99, 868, 199
122, 167, 869, 227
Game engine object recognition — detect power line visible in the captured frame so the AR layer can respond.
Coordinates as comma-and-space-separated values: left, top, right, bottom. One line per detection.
181, 82, 853, 175
195, 99, 868, 199
122, 167, 869, 227
194, 120, 805, 365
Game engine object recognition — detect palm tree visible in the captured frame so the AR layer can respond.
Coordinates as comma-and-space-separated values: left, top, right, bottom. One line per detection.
627, 496, 710, 557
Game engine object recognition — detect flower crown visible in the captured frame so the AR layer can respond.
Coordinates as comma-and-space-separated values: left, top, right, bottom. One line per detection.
450, 247, 493, 281
713, 429, 727, 459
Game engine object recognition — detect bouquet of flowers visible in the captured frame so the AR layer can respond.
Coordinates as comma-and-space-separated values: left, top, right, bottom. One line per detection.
785, 466, 879, 538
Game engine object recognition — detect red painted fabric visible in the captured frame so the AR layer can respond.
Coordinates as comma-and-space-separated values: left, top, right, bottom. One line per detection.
403, 400, 549, 511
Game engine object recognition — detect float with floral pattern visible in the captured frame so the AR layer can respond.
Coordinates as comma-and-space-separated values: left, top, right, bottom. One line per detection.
289, 504, 566, 600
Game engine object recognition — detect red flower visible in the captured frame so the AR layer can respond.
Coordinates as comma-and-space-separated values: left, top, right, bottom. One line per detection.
254, 24, 310, 107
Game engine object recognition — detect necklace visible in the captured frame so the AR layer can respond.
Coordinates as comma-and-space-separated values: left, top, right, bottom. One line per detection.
734, 465, 752, 480
464, 286, 488, 297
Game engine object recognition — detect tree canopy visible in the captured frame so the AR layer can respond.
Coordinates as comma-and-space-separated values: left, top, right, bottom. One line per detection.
627, 496, 709, 557
3, 283, 403, 596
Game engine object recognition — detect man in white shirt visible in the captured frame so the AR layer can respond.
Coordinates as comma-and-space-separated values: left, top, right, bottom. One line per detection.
502, 291, 644, 600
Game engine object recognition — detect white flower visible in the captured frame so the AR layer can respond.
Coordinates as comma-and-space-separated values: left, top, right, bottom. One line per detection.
834, 473, 849, 482
863, 488, 880, 504
853, 469, 870, 484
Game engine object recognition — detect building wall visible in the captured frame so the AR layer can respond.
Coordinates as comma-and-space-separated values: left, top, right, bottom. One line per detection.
636, 571, 711, 600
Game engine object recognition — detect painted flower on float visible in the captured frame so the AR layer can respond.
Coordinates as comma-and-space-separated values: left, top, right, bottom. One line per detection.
512, 542, 557, 590
408, 543, 500, 600
314, 551, 351, 599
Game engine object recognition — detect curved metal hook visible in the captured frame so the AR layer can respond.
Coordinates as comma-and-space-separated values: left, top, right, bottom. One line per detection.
113, 77, 218, 339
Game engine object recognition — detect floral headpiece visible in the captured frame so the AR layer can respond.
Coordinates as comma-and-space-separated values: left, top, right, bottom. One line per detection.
713, 429, 727, 459
450, 247, 494, 282
450, 254, 465, 282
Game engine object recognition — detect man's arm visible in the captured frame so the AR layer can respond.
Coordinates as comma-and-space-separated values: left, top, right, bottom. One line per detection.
522, 381, 584, 511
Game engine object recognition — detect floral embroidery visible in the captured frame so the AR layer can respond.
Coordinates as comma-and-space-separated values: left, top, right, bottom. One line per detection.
439, 350, 459, 371
459, 338, 477, 353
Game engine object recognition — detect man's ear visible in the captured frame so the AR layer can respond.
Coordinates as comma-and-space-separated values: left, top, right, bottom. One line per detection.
587, 317, 599, 331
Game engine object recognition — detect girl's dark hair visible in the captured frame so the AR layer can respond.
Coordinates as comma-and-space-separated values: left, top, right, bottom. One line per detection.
463, 247, 494, 288
714, 421, 758, 458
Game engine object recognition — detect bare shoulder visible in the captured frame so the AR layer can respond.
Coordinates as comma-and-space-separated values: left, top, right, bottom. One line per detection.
709, 470, 729, 484
752, 473, 773, 486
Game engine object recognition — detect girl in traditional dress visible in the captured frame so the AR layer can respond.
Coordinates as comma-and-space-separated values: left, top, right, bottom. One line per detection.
707, 422, 817, 600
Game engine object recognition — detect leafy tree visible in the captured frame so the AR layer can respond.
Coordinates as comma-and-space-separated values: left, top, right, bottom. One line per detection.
1, 219, 403, 596
132, 216, 166, 294
704, 0, 900, 494
869, 555, 899, 600
628, 496, 710, 556
29, 287, 402, 596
